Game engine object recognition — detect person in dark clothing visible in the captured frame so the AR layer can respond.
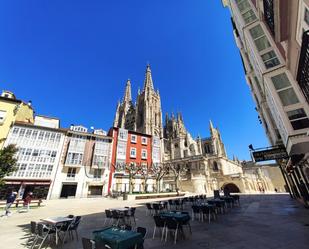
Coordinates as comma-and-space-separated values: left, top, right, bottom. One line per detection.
19, 192, 33, 213
299, 180, 309, 207
4, 191, 17, 216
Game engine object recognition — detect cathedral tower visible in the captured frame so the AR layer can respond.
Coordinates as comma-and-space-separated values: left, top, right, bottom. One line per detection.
113, 65, 163, 137
209, 120, 227, 157
136, 64, 163, 137
113, 79, 136, 130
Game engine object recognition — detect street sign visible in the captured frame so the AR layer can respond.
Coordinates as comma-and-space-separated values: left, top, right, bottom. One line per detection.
252, 147, 288, 162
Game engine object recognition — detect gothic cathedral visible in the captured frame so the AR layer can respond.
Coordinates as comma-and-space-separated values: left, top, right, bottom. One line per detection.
112, 65, 279, 195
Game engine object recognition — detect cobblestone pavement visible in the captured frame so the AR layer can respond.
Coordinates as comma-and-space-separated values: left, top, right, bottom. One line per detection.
0, 194, 308, 249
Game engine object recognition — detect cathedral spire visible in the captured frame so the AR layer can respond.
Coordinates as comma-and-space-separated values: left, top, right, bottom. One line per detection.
209, 119, 214, 130
123, 79, 132, 103
143, 64, 154, 91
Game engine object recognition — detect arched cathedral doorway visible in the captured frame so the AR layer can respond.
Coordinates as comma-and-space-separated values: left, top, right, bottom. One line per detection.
222, 183, 240, 194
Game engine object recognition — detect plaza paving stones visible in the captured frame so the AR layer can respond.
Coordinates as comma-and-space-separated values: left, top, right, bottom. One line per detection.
0, 194, 308, 249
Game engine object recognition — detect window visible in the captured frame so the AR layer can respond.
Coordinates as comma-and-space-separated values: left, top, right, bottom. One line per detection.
38, 131, 44, 140
32, 149, 39, 157
305, 8, 309, 26
249, 25, 280, 69
249, 25, 271, 51
119, 129, 128, 140
174, 143, 178, 148
66, 152, 83, 165
277, 89, 299, 106
31, 130, 38, 140
117, 141, 127, 158
141, 149, 147, 159
213, 161, 219, 171
272, 73, 291, 90
235, 0, 257, 24
153, 136, 160, 147
67, 167, 76, 179
0, 110, 6, 124
131, 134, 137, 143
271, 73, 299, 106
261, 50, 280, 69
141, 137, 147, 145
287, 109, 309, 130
130, 148, 136, 158
93, 169, 102, 180
19, 128, 26, 137
12, 127, 19, 134
93, 155, 107, 168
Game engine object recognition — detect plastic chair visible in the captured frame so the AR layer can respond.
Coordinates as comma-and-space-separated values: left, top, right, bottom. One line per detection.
164, 218, 179, 244
152, 215, 166, 240
62, 216, 82, 244
191, 205, 201, 221
31, 223, 55, 249
104, 210, 113, 226
137, 227, 147, 239
82, 237, 95, 249
145, 203, 153, 215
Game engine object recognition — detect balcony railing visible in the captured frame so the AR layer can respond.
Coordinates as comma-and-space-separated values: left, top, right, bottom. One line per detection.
93, 177, 102, 181
263, 0, 275, 36
297, 30, 309, 104
66, 176, 76, 181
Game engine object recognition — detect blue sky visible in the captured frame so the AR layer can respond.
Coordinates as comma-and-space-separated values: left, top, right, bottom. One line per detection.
0, 0, 269, 160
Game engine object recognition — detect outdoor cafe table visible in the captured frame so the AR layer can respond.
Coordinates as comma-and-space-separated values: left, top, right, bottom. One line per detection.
110, 208, 130, 212
159, 211, 191, 223
40, 216, 73, 245
220, 196, 235, 207
207, 199, 226, 212
93, 227, 143, 249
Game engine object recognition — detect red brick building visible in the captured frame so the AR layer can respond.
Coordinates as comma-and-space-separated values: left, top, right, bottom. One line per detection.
108, 127, 161, 193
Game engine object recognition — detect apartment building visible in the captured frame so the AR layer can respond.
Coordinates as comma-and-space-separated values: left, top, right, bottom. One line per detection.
50, 125, 113, 199
1, 116, 66, 200
222, 0, 309, 200
108, 127, 161, 193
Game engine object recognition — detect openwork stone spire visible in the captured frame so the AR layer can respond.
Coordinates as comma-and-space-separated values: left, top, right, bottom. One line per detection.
123, 79, 132, 103
143, 64, 154, 91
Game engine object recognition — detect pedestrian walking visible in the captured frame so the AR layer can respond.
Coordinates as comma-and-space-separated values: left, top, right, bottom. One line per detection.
18, 192, 33, 213
4, 191, 17, 216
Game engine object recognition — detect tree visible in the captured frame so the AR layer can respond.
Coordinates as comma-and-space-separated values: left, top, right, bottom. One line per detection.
0, 144, 18, 186
151, 163, 168, 193
168, 163, 185, 193
139, 164, 151, 193
113, 162, 140, 194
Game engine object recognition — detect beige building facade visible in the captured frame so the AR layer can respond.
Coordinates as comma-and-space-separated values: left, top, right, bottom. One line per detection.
163, 120, 279, 195
0, 90, 34, 148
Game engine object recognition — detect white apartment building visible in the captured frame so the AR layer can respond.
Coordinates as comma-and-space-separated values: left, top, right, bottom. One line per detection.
2, 116, 66, 200
222, 0, 309, 199
50, 125, 113, 199
223, 0, 309, 153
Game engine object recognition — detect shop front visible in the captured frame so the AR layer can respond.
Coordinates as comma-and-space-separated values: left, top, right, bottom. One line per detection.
0, 179, 51, 200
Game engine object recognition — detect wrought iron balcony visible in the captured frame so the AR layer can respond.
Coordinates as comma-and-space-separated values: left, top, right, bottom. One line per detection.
297, 30, 309, 104
263, 0, 275, 36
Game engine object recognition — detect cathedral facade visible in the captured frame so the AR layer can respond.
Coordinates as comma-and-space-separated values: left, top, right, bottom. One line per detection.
112, 65, 283, 195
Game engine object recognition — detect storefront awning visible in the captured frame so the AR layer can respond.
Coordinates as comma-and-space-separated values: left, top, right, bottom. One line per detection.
5, 180, 51, 186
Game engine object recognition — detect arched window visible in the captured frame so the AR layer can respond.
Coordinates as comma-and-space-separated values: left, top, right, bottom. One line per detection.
213, 161, 219, 171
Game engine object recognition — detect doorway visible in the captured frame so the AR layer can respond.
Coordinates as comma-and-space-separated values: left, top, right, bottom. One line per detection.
223, 183, 240, 194
60, 184, 77, 198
